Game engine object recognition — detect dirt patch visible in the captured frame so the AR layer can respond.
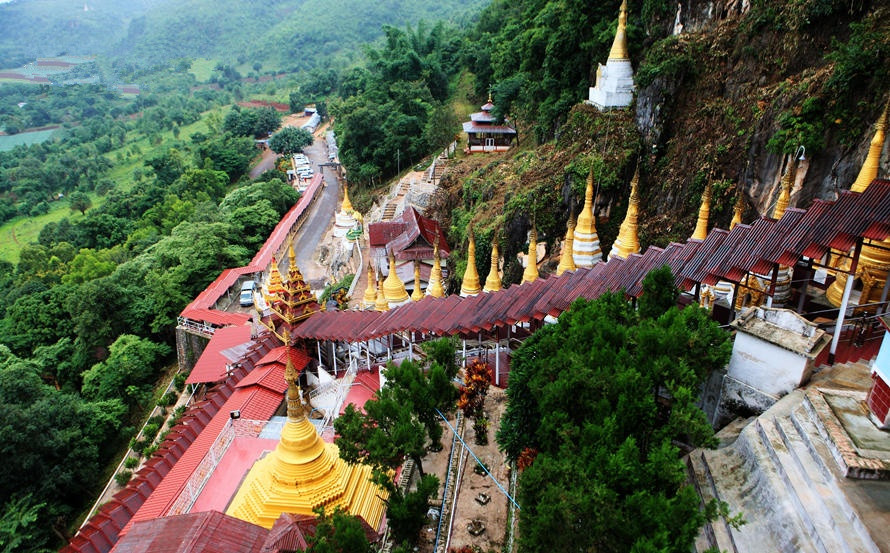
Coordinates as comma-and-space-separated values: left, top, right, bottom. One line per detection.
417, 387, 511, 553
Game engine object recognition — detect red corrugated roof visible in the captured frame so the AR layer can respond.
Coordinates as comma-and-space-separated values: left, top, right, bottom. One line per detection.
123, 385, 282, 534
111, 511, 268, 553
290, 180, 890, 342
186, 325, 254, 384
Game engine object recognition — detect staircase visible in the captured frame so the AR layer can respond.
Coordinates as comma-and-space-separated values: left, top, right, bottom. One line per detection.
688, 389, 888, 553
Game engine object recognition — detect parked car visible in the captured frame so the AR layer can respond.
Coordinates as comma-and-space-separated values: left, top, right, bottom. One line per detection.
239, 280, 257, 307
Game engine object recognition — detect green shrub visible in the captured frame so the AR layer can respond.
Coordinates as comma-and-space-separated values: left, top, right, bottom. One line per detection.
173, 372, 186, 391
143, 444, 159, 458
115, 470, 133, 486
158, 390, 178, 407
124, 457, 138, 469
143, 422, 160, 439
130, 438, 148, 455
636, 36, 700, 88
147, 415, 165, 427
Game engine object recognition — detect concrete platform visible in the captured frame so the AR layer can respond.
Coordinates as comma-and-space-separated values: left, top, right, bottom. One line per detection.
688, 362, 890, 552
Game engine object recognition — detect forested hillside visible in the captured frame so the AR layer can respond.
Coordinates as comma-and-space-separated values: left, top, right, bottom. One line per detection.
0, 0, 487, 72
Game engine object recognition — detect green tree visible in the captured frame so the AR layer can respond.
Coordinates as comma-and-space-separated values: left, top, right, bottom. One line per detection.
68, 191, 93, 215
268, 126, 314, 155
497, 268, 732, 552
81, 334, 170, 407
638, 264, 679, 320
0, 495, 45, 553
307, 507, 373, 553
385, 474, 439, 547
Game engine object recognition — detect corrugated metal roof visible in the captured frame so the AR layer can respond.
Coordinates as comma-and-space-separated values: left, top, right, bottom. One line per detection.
111, 511, 268, 553
186, 325, 254, 384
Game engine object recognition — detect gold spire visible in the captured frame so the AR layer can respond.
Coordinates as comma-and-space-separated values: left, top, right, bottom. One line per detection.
258, 243, 320, 342
852, 98, 889, 193
266, 257, 284, 297
556, 215, 577, 275
374, 275, 389, 311
610, 165, 642, 259
460, 227, 482, 296
427, 237, 446, 298
573, 167, 603, 267
773, 161, 795, 220
362, 261, 377, 309
487, 89, 493, 104
341, 185, 354, 214
483, 238, 501, 292
692, 180, 712, 240
576, 169, 598, 238
730, 190, 745, 229
383, 249, 410, 306
521, 227, 539, 284
411, 261, 424, 301
608, 0, 629, 61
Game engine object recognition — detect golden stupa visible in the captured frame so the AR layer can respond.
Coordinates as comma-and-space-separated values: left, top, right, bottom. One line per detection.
460, 227, 482, 296
521, 227, 540, 284
608, 0, 630, 61
609, 165, 641, 259
225, 356, 387, 530
411, 261, 424, 301
730, 191, 745, 230
483, 239, 502, 292
556, 215, 577, 276
383, 249, 410, 307
827, 100, 890, 307
361, 262, 377, 310
427, 238, 446, 298
573, 168, 603, 267
374, 275, 389, 312
341, 185, 354, 214
691, 180, 712, 241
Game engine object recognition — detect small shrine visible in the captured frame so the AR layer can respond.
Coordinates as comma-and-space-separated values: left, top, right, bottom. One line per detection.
462, 92, 517, 154
588, 0, 635, 110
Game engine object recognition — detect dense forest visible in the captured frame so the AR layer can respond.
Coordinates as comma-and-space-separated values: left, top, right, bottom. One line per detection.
1, 0, 889, 550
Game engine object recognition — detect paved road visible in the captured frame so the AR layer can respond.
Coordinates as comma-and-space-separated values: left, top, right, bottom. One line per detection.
290, 133, 339, 288
249, 148, 280, 179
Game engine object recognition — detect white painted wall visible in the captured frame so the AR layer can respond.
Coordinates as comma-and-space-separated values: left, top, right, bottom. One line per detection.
727, 332, 812, 397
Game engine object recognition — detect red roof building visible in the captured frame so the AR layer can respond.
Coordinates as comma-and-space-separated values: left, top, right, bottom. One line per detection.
462, 94, 517, 154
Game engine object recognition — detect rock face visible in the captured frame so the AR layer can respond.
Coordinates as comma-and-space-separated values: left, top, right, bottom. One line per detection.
634, 0, 889, 230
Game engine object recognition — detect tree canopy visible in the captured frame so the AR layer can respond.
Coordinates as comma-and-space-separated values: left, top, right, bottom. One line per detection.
269, 126, 314, 155
498, 267, 732, 552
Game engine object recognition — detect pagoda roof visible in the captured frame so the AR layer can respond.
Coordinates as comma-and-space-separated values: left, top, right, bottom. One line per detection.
290, 179, 890, 343
470, 111, 496, 123
462, 121, 517, 135
368, 207, 450, 260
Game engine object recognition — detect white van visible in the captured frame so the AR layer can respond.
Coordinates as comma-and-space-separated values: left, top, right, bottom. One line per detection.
239, 280, 257, 307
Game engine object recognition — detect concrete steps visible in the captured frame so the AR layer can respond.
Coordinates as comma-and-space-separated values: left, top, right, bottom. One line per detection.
689, 390, 883, 552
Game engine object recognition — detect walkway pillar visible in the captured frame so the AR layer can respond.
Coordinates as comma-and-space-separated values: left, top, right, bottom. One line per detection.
495, 340, 500, 387
462, 339, 467, 368
317, 341, 324, 369
331, 341, 338, 375
830, 239, 862, 364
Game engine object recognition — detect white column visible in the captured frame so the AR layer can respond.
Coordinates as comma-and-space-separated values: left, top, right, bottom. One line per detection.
495, 340, 500, 387
830, 240, 862, 362
332, 341, 338, 375
366, 341, 371, 371
462, 339, 467, 368
317, 341, 324, 369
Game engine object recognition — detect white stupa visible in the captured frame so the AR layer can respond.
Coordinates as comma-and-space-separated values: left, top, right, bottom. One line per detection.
588, 0, 635, 111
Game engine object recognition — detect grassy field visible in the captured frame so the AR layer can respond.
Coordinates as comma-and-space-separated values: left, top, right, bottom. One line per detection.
0, 128, 57, 151
0, 204, 86, 264
189, 58, 217, 83
0, 107, 231, 264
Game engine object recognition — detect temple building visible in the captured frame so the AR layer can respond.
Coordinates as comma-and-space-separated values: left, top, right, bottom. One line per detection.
462, 92, 517, 154
588, 0, 635, 110
609, 165, 641, 260
573, 169, 603, 267
368, 207, 450, 298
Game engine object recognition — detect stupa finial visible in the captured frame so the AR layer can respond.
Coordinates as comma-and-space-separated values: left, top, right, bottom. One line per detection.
851, 96, 890, 193
483, 235, 502, 292
608, 0, 630, 61
460, 225, 482, 296
521, 226, 540, 284
691, 179, 712, 240
609, 163, 641, 259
